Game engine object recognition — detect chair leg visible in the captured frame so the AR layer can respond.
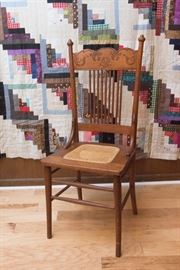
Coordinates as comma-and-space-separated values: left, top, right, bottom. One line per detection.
44, 166, 52, 239
77, 171, 83, 200
113, 176, 122, 257
129, 157, 138, 215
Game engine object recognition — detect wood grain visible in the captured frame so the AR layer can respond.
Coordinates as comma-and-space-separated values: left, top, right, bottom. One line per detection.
0, 183, 180, 269
102, 256, 180, 270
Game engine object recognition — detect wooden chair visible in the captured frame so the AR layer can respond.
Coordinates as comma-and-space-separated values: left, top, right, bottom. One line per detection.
41, 35, 145, 257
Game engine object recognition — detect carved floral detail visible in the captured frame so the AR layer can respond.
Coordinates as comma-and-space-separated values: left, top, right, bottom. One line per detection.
73, 50, 93, 66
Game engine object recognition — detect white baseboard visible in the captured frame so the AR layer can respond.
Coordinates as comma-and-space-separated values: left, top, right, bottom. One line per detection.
0, 180, 179, 190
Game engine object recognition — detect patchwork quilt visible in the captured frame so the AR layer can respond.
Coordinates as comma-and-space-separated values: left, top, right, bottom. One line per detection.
0, 0, 179, 160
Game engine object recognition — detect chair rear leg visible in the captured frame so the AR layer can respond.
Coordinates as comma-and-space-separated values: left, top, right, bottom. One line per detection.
129, 157, 138, 215
113, 176, 122, 257
77, 171, 83, 200
44, 166, 52, 239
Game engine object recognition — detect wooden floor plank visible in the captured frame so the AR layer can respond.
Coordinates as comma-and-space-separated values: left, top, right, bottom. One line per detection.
102, 256, 180, 270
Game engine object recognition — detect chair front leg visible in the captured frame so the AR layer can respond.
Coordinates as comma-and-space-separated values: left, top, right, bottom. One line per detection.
77, 171, 83, 200
129, 157, 138, 215
113, 176, 122, 257
44, 166, 52, 239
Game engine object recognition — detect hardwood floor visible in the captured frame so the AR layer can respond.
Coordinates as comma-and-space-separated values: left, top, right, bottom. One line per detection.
0, 183, 180, 270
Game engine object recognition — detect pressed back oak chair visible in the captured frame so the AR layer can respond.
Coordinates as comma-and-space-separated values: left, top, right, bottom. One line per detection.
41, 35, 145, 257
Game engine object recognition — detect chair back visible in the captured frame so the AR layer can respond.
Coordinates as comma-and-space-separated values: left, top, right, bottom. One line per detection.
68, 36, 145, 150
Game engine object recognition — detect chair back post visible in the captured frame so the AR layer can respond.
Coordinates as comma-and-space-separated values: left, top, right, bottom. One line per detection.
131, 35, 145, 149
67, 39, 79, 143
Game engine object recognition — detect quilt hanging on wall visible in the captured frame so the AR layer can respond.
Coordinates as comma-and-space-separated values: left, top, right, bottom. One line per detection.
0, 0, 179, 160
